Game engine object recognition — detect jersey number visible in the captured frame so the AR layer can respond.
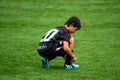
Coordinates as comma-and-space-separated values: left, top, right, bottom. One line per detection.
40, 29, 59, 42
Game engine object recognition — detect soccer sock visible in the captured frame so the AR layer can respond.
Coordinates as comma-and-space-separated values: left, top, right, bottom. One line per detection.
65, 50, 74, 65
65, 54, 71, 64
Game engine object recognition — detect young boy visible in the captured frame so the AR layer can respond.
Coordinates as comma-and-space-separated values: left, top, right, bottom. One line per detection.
37, 16, 81, 70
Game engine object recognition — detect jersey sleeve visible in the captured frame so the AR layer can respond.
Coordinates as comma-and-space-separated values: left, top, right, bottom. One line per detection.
59, 29, 71, 43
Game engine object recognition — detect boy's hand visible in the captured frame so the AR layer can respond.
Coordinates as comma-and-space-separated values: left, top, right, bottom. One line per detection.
71, 56, 77, 62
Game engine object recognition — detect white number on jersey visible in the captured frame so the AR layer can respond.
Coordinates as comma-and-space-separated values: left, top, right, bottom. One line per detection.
40, 29, 59, 42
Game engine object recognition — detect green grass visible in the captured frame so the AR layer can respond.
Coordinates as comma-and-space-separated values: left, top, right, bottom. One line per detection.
0, 0, 120, 80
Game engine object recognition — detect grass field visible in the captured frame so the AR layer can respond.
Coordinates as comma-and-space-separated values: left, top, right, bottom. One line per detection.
0, 0, 120, 80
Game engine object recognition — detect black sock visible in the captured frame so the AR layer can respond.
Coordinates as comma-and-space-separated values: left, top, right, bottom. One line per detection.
65, 54, 71, 65
65, 50, 74, 65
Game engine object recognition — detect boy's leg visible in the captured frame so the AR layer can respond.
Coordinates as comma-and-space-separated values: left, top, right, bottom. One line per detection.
38, 42, 59, 68
56, 37, 76, 65
37, 49, 50, 68
64, 37, 80, 69
40, 53, 56, 68
65, 37, 74, 64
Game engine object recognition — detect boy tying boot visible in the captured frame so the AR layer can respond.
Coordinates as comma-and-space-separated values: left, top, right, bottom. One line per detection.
37, 16, 81, 70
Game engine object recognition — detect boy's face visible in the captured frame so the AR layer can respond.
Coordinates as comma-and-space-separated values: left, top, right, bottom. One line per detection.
68, 25, 79, 33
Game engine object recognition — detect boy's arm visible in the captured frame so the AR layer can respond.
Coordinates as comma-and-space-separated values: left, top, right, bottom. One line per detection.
63, 41, 77, 62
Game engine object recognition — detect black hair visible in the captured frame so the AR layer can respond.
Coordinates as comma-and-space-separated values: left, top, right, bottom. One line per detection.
64, 16, 81, 30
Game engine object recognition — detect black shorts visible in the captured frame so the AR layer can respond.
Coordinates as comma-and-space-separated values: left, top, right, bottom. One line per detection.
38, 48, 66, 60
37, 42, 66, 60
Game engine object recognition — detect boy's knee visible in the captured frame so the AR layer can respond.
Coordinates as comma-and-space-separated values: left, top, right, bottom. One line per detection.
70, 37, 74, 44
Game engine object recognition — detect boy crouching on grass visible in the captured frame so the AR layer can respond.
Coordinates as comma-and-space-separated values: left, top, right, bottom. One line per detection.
37, 16, 81, 70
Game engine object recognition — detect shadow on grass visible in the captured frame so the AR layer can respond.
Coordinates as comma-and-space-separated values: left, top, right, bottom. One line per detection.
35, 64, 64, 71
50, 65, 64, 70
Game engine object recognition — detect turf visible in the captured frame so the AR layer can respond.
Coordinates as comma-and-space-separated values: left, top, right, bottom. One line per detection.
0, 0, 120, 80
